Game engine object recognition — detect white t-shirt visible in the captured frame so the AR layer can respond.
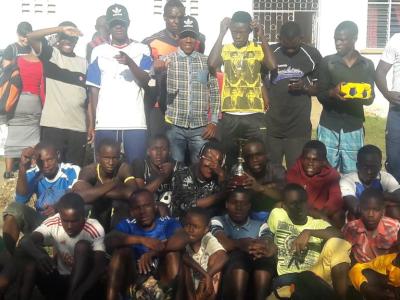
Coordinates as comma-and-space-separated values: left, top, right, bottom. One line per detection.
340, 171, 400, 198
86, 42, 152, 130
186, 232, 225, 288
381, 33, 400, 95
35, 214, 105, 275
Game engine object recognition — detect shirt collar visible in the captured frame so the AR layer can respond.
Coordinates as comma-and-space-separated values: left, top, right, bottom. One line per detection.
355, 218, 386, 236
330, 51, 367, 66
225, 214, 251, 231
177, 47, 198, 58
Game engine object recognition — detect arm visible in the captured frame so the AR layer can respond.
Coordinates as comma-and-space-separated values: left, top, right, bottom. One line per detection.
316, 57, 337, 105
196, 192, 225, 209
202, 74, 220, 140
252, 21, 276, 71
291, 225, 342, 253
88, 87, 99, 129
27, 26, 81, 55
213, 231, 253, 252
323, 181, 344, 217
208, 18, 230, 75
206, 250, 228, 276
343, 195, 360, 218
375, 60, 400, 106
16, 148, 35, 197
86, 92, 95, 144
115, 51, 150, 89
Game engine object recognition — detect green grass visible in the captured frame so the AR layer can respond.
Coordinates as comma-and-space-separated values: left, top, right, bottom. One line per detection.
312, 115, 387, 162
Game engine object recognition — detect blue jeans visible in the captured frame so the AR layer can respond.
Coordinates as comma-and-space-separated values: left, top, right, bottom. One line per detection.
386, 108, 400, 182
166, 125, 207, 164
95, 129, 147, 163
317, 125, 364, 174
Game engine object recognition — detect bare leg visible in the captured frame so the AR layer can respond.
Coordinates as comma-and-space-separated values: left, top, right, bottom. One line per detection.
106, 247, 135, 300
183, 264, 195, 300
5, 157, 14, 174
68, 240, 92, 298
253, 270, 273, 300
18, 260, 37, 300
222, 269, 249, 300
3, 215, 20, 254
331, 262, 349, 300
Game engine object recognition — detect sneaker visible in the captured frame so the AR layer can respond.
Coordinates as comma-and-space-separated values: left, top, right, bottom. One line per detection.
3, 172, 15, 179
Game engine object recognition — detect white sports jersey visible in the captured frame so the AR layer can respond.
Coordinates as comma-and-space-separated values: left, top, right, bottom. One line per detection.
86, 42, 152, 130
35, 214, 105, 275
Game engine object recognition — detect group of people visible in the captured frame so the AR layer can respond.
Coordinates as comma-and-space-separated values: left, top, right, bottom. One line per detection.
0, 0, 400, 299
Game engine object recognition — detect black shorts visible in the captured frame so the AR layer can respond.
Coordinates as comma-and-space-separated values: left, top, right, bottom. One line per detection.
224, 250, 277, 275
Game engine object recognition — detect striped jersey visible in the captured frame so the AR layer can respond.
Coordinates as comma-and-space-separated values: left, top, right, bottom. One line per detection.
35, 214, 105, 275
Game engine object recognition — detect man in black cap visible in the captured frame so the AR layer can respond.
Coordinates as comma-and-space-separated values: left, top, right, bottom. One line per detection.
208, 11, 276, 168
86, 4, 153, 163
164, 16, 220, 164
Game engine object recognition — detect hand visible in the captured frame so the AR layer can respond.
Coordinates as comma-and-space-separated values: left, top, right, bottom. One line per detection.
385, 91, 400, 106
196, 276, 214, 300
87, 127, 95, 144
36, 253, 55, 275
201, 123, 217, 140
250, 20, 264, 38
220, 18, 231, 35
20, 147, 35, 170
288, 79, 305, 93
248, 239, 276, 258
140, 237, 164, 252
61, 26, 83, 37
114, 51, 133, 66
202, 152, 224, 179
137, 252, 155, 274
153, 59, 168, 72
290, 230, 311, 253
60, 251, 74, 268
42, 205, 56, 217
242, 172, 263, 192
159, 162, 174, 180
362, 284, 397, 300
263, 97, 270, 111
329, 83, 346, 101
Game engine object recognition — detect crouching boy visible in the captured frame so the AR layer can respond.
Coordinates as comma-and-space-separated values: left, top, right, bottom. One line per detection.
19, 193, 106, 300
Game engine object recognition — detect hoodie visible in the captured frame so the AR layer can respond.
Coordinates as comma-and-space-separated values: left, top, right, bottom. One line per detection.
286, 158, 343, 215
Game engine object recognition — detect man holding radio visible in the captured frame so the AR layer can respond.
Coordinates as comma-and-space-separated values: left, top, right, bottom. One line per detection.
317, 21, 375, 174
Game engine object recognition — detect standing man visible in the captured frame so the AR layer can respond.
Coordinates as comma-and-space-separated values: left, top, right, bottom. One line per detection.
266, 21, 322, 169
317, 21, 375, 174
87, 4, 153, 163
27, 22, 88, 166
208, 11, 276, 167
142, 0, 206, 136
375, 33, 400, 182
165, 16, 220, 164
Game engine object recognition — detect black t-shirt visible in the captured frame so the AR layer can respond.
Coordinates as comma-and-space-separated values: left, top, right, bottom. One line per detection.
3, 43, 32, 60
132, 158, 182, 202
317, 52, 375, 132
266, 43, 322, 138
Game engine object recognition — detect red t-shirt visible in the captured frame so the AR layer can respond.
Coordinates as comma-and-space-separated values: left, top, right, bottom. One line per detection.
17, 57, 45, 104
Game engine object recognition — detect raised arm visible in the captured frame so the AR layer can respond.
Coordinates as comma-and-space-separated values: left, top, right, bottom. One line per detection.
251, 20, 276, 71
208, 18, 231, 75
16, 147, 35, 197
27, 26, 82, 55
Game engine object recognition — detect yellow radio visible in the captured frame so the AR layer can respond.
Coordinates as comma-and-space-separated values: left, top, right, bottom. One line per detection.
340, 82, 372, 100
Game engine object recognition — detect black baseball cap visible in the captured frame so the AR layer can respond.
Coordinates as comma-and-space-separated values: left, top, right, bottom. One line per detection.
179, 16, 199, 38
106, 4, 130, 26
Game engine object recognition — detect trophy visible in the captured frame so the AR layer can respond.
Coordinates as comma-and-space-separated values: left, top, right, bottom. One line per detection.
230, 138, 248, 186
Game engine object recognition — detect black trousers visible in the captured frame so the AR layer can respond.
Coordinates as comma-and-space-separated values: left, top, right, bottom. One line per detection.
41, 126, 87, 166
218, 112, 267, 168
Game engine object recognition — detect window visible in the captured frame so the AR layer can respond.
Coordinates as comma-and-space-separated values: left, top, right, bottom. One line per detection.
153, 0, 198, 16
367, 0, 400, 48
253, 0, 319, 46
21, 0, 56, 14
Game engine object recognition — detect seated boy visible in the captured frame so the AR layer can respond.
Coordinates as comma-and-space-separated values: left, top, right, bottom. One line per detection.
183, 207, 228, 300
267, 183, 351, 299
210, 188, 276, 300
340, 145, 400, 219
19, 193, 106, 300
72, 138, 137, 231
105, 189, 182, 300
349, 252, 400, 300
132, 134, 183, 212
343, 188, 400, 263
172, 140, 226, 219
229, 137, 285, 212
286, 140, 343, 227
3, 143, 80, 254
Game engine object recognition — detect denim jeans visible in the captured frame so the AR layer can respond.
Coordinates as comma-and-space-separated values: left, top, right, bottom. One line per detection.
386, 108, 400, 182
166, 125, 207, 164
